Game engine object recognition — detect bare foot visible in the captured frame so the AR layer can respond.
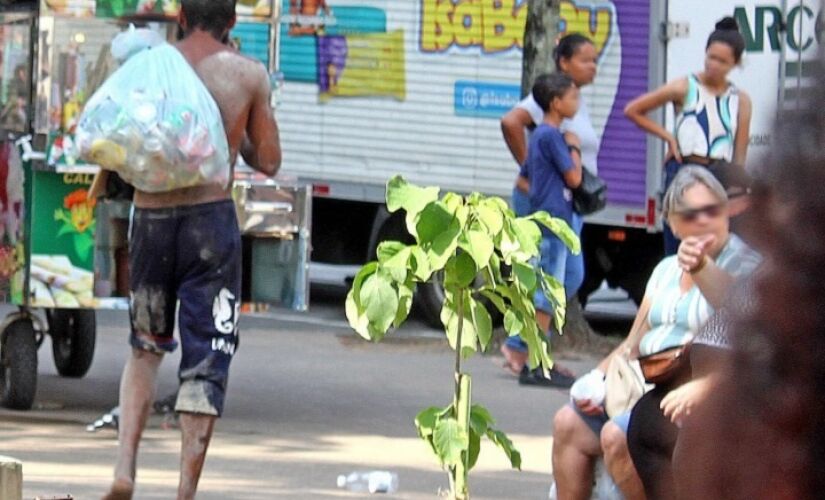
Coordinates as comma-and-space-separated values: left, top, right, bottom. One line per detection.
102, 479, 134, 500
500, 344, 528, 375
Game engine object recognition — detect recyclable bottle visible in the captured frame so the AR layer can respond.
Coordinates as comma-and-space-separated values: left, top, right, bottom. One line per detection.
336, 471, 398, 494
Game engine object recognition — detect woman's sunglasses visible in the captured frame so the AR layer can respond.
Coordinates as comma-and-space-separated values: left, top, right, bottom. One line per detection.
674, 203, 725, 222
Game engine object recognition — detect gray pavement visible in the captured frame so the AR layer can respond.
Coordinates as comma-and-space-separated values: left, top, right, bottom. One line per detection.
0, 294, 618, 499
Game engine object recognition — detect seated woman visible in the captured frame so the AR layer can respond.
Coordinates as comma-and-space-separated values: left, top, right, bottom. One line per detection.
551, 166, 760, 500
624, 167, 760, 500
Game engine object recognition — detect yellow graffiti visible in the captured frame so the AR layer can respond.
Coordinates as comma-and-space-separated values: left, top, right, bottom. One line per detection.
420, 0, 613, 57
560, 1, 612, 57
420, 0, 526, 53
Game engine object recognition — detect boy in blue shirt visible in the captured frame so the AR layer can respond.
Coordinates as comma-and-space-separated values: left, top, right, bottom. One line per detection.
519, 72, 583, 387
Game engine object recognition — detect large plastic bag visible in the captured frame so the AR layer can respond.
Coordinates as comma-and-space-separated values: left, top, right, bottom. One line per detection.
110, 24, 165, 63
76, 43, 230, 193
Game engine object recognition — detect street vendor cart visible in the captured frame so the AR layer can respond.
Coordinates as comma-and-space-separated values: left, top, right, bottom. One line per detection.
0, 0, 309, 410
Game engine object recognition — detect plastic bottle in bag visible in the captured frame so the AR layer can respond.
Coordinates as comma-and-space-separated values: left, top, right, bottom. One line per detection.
336, 471, 398, 494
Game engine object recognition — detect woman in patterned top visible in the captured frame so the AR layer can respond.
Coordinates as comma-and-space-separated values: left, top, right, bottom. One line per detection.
624, 16, 752, 255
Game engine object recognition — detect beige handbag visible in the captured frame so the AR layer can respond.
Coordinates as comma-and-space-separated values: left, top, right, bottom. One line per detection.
604, 349, 647, 418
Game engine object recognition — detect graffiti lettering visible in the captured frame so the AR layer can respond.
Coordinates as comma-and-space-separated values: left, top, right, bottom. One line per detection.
559, 2, 613, 57
420, 0, 613, 57
420, 0, 525, 53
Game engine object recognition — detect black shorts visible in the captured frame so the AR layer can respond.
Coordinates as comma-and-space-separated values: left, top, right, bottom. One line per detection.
129, 199, 241, 417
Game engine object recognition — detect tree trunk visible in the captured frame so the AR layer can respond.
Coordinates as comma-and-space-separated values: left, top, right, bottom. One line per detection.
522, 0, 611, 354
521, 0, 561, 97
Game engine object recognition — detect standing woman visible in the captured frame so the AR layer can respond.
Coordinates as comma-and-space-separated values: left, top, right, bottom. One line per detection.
499, 34, 598, 385
624, 17, 751, 255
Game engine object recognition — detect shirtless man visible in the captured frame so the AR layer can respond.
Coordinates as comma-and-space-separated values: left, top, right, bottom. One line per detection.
104, 1, 281, 499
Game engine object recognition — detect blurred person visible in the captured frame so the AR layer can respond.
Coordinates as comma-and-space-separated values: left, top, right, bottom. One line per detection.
625, 17, 751, 255
551, 167, 759, 500
672, 56, 825, 500
624, 167, 760, 499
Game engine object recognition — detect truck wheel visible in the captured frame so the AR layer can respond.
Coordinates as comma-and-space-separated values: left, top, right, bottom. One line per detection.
48, 309, 96, 378
1, 319, 38, 410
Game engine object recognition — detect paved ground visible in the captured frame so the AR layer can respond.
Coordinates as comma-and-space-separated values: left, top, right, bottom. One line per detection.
0, 288, 630, 499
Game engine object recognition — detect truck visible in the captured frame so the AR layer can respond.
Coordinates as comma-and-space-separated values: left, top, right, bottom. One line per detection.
276, 0, 821, 325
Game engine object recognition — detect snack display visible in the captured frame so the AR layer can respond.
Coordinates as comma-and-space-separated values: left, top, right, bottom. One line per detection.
76, 43, 230, 193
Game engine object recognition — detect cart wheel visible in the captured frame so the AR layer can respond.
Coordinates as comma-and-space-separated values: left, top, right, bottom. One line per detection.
1, 319, 38, 410
48, 309, 96, 378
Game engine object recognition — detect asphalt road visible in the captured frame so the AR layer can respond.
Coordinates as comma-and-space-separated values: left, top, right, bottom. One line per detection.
0, 288, 631, 499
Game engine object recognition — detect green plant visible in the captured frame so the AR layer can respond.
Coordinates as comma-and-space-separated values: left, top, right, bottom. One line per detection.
346, 176, 579, 499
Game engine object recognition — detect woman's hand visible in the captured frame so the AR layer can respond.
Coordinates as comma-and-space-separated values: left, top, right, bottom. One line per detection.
678, 235, 716, 273
575, 399, 605, 416
661, 378, 714, 424
570, 369, 606, 416
665, 134, 683, 163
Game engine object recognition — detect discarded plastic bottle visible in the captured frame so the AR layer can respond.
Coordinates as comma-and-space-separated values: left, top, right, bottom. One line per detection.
336, 471, 398, 494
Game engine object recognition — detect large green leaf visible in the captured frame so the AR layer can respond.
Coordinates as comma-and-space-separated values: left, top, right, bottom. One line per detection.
460, 229, 494, 270
377, 241, 408, 262
528, 211, 581, 254
441, 289, 479, 359
486, 429, 522, 470
425, 219, 462, 271
479, 289, 507, 315
409, 246, 433, 282
349, 261, 378, 309
434, 417, 469, 467
503, 309, 524, 337
539, 271, 567, 329
386, 176, 440, 236
477, 202, 504, 236
466, 427, 481, 471
512, 261, 537, 293
345, 289, 371, 340
444, 252, 477, 289
386, 175, 439, 212
512, 218, 542, 257
415, 406, 443, 438
470, 297, 493, 352
416, 202, 454, 244
394, 281, 415, 328
359, 274, 399, 339
469, 404, 496, 436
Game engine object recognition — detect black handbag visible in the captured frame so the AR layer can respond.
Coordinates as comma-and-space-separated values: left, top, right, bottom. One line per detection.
572, 168, 607, 215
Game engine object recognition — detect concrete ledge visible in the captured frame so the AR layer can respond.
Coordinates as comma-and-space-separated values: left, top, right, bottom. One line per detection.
0, 455, 22, 500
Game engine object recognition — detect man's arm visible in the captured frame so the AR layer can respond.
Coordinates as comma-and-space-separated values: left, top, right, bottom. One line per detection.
241, 65, 282, 176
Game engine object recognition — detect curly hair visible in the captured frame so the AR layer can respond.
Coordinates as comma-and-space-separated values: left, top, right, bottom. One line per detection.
676, 54, 825, 499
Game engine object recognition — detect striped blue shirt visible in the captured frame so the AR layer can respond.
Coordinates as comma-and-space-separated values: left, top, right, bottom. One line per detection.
639, 234, 761, 356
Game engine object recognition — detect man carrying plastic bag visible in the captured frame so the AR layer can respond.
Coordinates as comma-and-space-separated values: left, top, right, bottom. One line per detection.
96, 2, 282, 499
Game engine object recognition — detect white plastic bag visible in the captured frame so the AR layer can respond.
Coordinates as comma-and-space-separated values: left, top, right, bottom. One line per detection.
76, 43, 230, 193
111, 24, 164, 62
569, 369, 607, 407
549, 459, 625, 500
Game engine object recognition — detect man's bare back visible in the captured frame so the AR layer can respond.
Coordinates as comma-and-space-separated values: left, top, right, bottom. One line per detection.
134, 32, 281, 209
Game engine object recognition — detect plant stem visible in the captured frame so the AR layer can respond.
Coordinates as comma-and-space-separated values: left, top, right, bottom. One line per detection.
452, 290, 469, 499
454, 289, 464, 394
